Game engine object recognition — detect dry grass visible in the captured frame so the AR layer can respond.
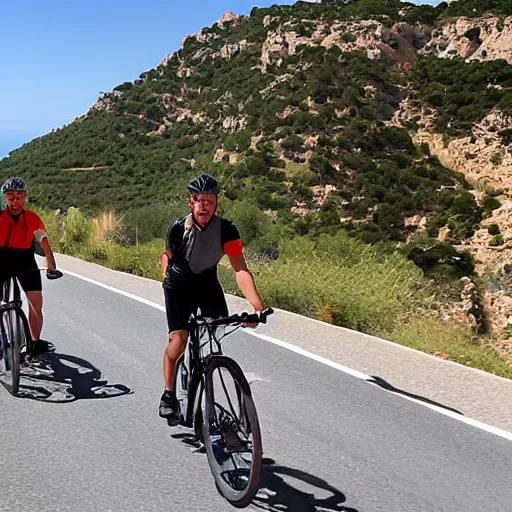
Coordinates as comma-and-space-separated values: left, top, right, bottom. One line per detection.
93, 211, 126, 244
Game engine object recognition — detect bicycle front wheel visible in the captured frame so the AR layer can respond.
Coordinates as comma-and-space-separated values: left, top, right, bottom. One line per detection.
3, 309, 25, 396
202, 356, 262, 508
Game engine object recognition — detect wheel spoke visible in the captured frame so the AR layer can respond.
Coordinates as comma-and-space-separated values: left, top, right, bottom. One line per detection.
217, 367, 239, 422
203, 358, 262, 506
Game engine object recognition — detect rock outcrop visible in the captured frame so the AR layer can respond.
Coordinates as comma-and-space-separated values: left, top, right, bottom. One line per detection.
220, 11, 240, 25
422, 16, 512, 64
89, 91, 123, 113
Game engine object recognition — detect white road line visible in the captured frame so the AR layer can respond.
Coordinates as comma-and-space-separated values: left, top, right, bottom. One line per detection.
63, 268, 512, 442
244, 331, 512, 443
244, 331, 372, 381
64, 270, 166, 312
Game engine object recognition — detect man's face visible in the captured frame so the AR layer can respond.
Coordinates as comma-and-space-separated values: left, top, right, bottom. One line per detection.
4, 191, 27, 214
189, 193, 217, 226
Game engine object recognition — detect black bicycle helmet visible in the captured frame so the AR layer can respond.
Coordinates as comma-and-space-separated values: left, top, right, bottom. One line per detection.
187, 174, 220, 196
2, 177, 27, 194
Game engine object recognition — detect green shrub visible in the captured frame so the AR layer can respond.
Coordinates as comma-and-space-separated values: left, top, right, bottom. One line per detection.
488, 224, 501, 235
122, 202, 186, 244
89, 243, 109, 261
483, 195, 501, 212
252, 233, 427, 334
341, 32, 356, 43
491, 152, 504, 166
37, 209, 64, 252
489, 234, 505, 246
499, 128, 512, 145
222, 199, 279, 253
404, 242, 475, 278
281, 135, 305, 152
409, 58, 512, 136
60, 207, 93, 256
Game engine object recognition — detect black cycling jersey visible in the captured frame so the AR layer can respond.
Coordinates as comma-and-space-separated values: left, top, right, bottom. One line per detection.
163, 214, 240, 289
162, 213, 241, 332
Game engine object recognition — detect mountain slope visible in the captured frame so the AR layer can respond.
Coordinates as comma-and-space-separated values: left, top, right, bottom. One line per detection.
3, 1, 509, 243
0, 1, 510, 265
4, 0, 512, 359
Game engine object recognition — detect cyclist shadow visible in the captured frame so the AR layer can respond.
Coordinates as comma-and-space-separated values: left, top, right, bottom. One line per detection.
14, 351, 132, 403
170, 432, 358, 512
254, 458, 359, 512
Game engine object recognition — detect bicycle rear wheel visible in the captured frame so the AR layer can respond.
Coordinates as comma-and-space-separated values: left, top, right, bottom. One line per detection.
202, 356, 262, 508
2, 308, 25, 396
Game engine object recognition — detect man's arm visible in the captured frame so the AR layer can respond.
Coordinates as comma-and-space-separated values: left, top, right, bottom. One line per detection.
39, 236, 56, 271
161, 248, 173, 279
229, 254, 264, 312
162, 221, 180, 280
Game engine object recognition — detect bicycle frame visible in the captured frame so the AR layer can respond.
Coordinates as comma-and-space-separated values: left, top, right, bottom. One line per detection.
177, 316, 220, 428
177, 308, 273, 428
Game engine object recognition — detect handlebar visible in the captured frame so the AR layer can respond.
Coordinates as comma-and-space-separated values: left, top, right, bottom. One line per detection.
201, 308, 274, 327
2, 268, 64, 281
46, 269, 63, 280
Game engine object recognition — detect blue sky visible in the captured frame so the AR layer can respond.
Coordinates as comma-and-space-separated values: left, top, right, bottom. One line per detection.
0, 0, 441, 158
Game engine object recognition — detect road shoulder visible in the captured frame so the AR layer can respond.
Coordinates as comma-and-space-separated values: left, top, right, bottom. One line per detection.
51, 253, 512, 433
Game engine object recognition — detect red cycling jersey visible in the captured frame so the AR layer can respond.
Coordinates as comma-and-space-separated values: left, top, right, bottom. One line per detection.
0, 208, 47, 250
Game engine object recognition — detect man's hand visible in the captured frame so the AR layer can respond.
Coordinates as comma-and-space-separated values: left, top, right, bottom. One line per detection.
46, 269, 63, 280
243, 304, 264, 329
252, 299, 264, 313
161, 250, 171, 280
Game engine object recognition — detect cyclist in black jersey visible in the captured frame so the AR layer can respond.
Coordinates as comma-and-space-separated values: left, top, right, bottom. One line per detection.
158, 174, 264, 419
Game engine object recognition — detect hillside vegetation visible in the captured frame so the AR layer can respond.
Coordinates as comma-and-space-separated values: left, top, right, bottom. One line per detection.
2, 0, 512, 373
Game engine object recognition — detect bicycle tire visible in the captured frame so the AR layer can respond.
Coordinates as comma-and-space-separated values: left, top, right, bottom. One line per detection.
202, 356, 262, 508
4, 309, 24, 396
173, 354, 187, 426
0, 321, 8, 374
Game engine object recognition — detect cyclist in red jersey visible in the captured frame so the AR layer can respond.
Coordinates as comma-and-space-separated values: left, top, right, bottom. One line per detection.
0, 177, 59, 355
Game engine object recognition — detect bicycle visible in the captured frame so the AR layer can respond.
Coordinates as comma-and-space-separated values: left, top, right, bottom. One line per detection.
174, 307, 274, 508
0, 268, 63, 396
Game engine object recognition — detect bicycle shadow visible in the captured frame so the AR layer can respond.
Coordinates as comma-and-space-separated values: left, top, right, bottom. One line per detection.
253, 457, 359, 512
170, 432, 358, 512
5, 351, 132, 402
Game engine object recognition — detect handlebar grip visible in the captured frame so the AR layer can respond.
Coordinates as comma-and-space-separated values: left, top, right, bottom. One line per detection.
206, 307, 274, 326
258, 308, 274, 323
46, 270, 63, 280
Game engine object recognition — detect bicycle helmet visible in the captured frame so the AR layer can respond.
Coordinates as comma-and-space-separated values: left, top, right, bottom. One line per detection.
2, 177, 27, 194
186, 174, 220, 196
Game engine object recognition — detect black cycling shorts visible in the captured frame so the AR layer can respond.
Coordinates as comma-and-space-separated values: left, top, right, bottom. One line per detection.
163, 281, 228, 333
0, 248, 42, 294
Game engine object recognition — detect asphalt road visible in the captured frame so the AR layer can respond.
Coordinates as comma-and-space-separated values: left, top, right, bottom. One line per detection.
1, 274, 511, 512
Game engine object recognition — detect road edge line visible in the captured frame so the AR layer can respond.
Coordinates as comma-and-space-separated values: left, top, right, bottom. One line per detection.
63, 268, 512, 442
